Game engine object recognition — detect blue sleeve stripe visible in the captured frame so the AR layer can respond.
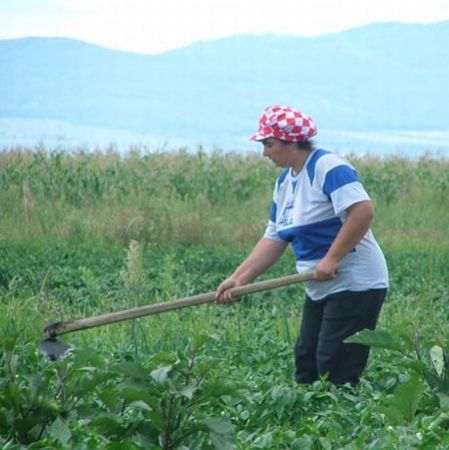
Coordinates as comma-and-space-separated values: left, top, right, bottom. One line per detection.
276, 168, 290, 191
322, 165, 359, 198
269, 201, 277, 222
306, 149, 331, 184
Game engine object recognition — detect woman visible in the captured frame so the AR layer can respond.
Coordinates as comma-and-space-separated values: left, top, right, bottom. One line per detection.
215, 105, 388, 385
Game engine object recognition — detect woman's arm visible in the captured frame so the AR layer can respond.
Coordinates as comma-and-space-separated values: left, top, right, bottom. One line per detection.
215, 237, 288, 302
315, 200, 374, 280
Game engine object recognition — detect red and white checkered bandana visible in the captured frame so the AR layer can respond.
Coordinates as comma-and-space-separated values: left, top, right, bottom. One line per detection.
250, 105, 317, 142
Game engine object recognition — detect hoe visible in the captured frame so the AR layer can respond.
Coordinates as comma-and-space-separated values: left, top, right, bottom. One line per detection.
39, 271, 315, 360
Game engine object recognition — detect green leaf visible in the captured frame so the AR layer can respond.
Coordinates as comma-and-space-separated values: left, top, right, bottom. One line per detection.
179, 384, 197, 400
14, 415, 51, 440
437, 392, 449, 410
74, 370, 112, 395
145, 410, 164, 430
191, 333, 209, 351
397, 329, 416, 352
195, 357, 221, 376
47, 417, 72, 447
344, 329, 403, 352
119, 385, 160, 411
383, 374, 425, 424
150, 365, 172, 384
5, 353, 19, 379
1, 332, 19, 353
128, 400, 152, 412
396, 359, 441, 389
0, 383, 21, 412
202, 380, 243, 399
210, 432, 234, 449
98, 386, 120, 411
104, 442, 142, 450
380, 405, 404, 425
111, 362, 149, 381
397, 359, 428, 374
319, 437, 332, 450
199, 418, 235, 435
291, 435, 314, 449
91, 413, 126, 436
71, 348, 106, 368
0, 409, 10, 433
431, 345, 445, 377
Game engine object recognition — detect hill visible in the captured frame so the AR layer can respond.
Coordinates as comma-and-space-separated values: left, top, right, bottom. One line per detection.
0, 22, 448, 153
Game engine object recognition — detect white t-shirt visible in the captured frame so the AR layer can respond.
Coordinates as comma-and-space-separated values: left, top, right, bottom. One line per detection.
264, 149, 389, 300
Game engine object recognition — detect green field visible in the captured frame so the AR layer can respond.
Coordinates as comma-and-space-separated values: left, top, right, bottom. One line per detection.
1, 147, 449, 449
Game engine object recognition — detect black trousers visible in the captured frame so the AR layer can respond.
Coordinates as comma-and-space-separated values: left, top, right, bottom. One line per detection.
294, 288, 387, 385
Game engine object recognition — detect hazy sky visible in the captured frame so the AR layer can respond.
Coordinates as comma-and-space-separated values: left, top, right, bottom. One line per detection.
1, 0, 449, 54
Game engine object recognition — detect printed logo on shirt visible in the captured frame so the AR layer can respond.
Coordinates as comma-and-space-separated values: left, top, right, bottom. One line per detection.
279, 201, 295, 227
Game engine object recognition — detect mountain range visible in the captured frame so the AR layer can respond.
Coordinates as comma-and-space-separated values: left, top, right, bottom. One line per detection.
1, 21, 448, 155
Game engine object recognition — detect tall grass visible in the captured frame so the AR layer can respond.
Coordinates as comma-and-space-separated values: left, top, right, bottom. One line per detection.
0, 147, 275, 248
0, 146, 448, 250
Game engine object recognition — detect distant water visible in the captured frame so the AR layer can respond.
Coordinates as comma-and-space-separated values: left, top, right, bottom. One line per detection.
1, 117, 448, 158
315, 129, 449, 157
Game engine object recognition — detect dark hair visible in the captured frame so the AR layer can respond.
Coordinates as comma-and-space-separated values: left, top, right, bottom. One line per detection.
280, 139, 315, 151
296, 140, 314, 151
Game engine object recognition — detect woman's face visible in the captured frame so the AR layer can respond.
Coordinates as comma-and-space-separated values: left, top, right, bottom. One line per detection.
262, 138, 294, 168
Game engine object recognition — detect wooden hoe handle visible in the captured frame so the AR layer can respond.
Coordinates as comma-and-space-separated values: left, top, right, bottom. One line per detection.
45, 271, 315, 337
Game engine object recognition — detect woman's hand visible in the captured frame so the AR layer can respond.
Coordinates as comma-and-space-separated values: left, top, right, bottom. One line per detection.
215, 238, 287, 304
314, 256, 339, 281
215, 276, 246, 303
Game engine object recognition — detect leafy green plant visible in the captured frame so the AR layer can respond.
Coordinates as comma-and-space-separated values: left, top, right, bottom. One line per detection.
346, 327, 449, 405
0, 341, 62, 445
115, 358, 239, 448
380, 373, 426, 425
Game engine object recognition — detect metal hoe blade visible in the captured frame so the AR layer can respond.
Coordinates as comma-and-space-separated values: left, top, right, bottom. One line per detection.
39, 338, 73, 361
